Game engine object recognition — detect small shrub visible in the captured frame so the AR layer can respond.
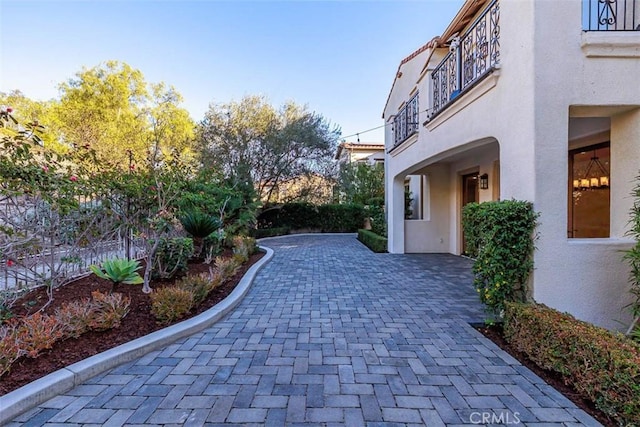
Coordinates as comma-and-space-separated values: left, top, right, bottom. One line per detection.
0, 323, 21, 377
357, 229, 387, 253
14, 312, 64, 358
55, 298, 94, 338
180, 211, 222, 257
89, 291, 131, 331
176, 273, 212, 305
208, 267, 224, 291
367, 205, 387, 238
232, 235, 256, 263
215, 256, 240, 279
0, 284, 31, 324
203, 229, 225, 264
504, 302, 640, 426
0, 303, 14, 324
462, 200, 539, 316
151, 287, 194, 324
152, 237, 194, 279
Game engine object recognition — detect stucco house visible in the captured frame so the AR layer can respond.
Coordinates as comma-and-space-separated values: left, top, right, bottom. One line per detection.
335, 141, 385, 165
383, 0, 640, 330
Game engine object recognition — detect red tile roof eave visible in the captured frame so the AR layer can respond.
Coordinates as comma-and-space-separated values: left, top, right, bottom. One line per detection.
381, 37, 440, 120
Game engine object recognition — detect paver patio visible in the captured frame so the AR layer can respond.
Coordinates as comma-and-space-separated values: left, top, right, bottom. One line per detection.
6, 234, 601, 426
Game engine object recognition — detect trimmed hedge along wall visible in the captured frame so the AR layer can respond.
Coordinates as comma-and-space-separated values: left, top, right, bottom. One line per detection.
257, 203, 366, 233
504, 302, 640, 426
357, 229, 387, 253
462, 200, 538, 316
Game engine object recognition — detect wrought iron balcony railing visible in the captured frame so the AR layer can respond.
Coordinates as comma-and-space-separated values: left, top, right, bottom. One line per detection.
430, 0, 500, 120
584, 0, 639, 31
393, 93, 419, 147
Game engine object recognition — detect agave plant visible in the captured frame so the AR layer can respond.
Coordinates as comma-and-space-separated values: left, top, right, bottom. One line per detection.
180, 211, 222, 258
89, 258, 143, 291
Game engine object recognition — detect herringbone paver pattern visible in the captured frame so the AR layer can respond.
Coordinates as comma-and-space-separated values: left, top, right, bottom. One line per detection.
8, 234, 601, 426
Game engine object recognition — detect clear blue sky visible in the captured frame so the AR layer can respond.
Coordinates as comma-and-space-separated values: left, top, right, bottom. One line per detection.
0, 0, 463, 143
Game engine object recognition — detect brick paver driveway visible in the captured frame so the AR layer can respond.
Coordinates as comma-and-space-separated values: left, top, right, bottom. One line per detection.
9, 234, 601, 426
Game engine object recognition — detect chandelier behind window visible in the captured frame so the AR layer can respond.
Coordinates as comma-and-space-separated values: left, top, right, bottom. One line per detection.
573, 149, 610, 191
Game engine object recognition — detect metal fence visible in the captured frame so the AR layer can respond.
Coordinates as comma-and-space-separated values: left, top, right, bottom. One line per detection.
392, 93, 420, 148
0, 193, 146, 294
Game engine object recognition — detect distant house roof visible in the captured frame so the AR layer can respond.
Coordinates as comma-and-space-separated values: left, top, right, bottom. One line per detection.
335, 142, 385, 160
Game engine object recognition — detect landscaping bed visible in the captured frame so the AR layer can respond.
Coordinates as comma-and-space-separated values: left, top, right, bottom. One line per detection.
0, 251, 264, 396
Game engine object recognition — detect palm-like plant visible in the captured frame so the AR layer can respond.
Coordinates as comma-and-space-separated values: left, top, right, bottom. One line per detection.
180, 211, 222, 258
90, 258, 143, 291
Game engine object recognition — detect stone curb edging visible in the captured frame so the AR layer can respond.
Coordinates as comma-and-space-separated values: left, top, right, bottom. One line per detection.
0, 245, 274, 425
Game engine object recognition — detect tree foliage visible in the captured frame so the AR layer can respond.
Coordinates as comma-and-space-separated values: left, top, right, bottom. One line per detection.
0, 90, 62, 152
198, 95, 340, 203
336, 162, 385, 206
50, 61, 195, 170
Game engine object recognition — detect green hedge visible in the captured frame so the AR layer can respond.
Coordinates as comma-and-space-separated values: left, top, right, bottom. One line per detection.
257, 203, 366, 233
250, 227, 291, 239
462, 200, 539, 316
504, 302, 640, 426
357, 229, 387, 253
318, 204, 366, 232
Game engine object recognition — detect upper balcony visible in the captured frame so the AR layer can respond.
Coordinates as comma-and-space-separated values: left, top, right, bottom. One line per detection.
428, 0, 500, 121
392, 92, 419, 148
583, 0, 639, 31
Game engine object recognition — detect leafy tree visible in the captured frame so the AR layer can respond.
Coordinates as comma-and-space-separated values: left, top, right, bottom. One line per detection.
336, 162, 385, 206
0, 90, 63, 152
51, 61, 149, 167
198, 95, 340, 203
147, 83, 196, 167
51, 61, 195, 170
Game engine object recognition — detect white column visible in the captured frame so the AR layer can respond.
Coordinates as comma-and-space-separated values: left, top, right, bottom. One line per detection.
387, 176, 406, 253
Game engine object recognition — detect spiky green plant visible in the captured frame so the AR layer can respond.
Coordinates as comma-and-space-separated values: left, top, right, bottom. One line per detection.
180, 212, 222, 257
89, 258, 143, 291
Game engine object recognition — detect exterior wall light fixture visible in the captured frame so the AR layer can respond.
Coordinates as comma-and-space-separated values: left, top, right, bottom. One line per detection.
479, 173, 489, 190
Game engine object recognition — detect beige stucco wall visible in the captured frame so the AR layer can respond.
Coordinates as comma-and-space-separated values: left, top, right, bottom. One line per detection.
404, 165, 451, 253
528, 0, 639, 330
384, 0, 640, 330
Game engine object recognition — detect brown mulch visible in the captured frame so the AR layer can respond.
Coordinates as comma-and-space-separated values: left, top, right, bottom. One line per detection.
0, 251, 264, 396
474, 323, 617, 427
